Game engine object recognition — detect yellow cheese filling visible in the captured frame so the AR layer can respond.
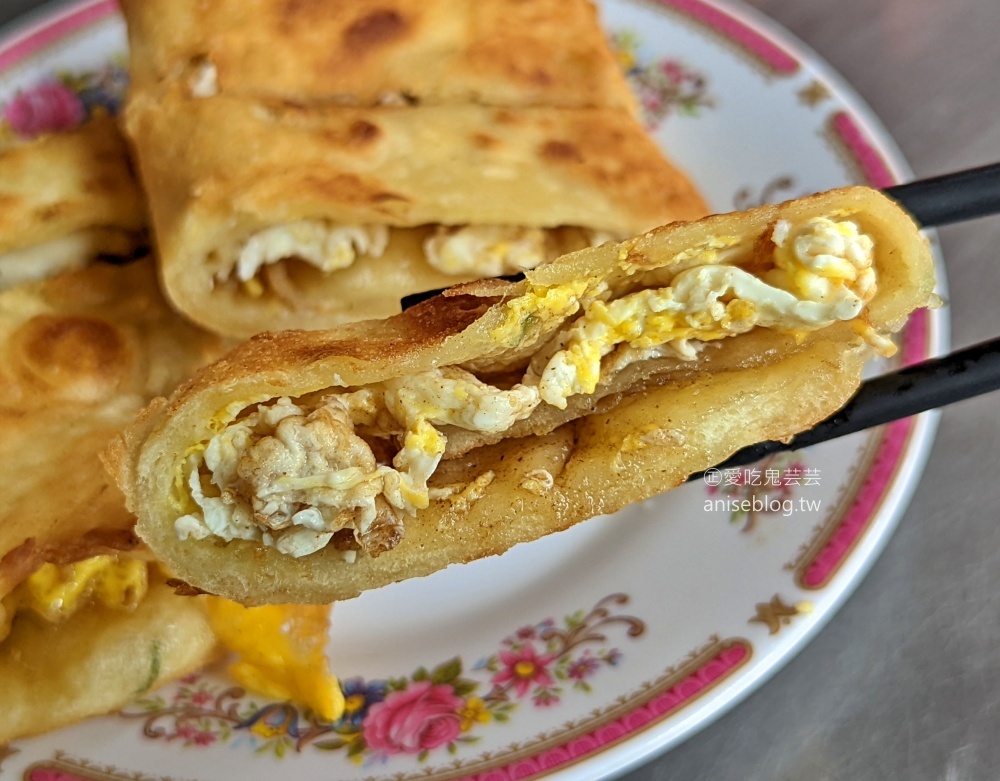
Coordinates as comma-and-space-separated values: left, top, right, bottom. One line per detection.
205, 599, 345, 723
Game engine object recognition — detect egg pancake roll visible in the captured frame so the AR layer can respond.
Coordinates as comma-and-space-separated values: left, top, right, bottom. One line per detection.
0, 260, 228, 741
120, 0, 636, 112
124, 86, 706, 338
109, 187, 936, 605
0, 116, 147, 290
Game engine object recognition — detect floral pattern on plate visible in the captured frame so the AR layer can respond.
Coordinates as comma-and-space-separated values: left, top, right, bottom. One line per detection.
0, 56, 126, 140
119, 595, 645, 764
610, 30, 714, 128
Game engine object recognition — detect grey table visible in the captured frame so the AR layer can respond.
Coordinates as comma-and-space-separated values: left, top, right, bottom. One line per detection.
2, 1, 998, 779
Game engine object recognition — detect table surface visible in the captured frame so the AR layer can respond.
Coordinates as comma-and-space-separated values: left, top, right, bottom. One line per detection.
1, 0, 998, 779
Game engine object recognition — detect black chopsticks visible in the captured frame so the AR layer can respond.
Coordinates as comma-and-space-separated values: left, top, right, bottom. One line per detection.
689, 337, 1000, 480
883, 162, 1000, 227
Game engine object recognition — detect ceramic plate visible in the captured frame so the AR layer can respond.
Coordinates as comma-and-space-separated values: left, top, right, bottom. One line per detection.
0, 1, 948, 779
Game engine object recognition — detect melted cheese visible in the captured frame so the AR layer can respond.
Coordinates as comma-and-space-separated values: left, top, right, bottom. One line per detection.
205, 599, 345, 723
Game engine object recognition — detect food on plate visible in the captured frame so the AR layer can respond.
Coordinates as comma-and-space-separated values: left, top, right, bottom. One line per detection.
120, 0, 707, 338
124, 91, 707, 338
120, 0, 637, 111
0, 116, 147, 290
0, 260, 226, 742
0, 259, 345, 740
3, 0, 704, 741
108, 187, 936, 606
0, 567, 344, 742
0, 260, 227, 600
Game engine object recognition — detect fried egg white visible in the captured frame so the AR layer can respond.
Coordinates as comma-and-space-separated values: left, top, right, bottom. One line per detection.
229, 222, 390, 288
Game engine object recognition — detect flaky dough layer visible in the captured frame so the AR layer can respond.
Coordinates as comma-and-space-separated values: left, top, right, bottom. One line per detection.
0, 117, 145, 256
120, 0, 637, 111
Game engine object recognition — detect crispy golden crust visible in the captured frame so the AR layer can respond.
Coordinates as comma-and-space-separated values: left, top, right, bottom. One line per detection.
126, 91, 700, 238
122, 0, 707, 338
125, 87, 706, 337
0, 573, 219, 744
0, 260, 230, 598
0, 117, 146, 254
120, 0, 635, 112
111, 187, 936, 605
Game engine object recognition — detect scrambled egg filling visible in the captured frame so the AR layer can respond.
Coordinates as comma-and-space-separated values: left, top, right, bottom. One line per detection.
536, 217, 876, 408
424, 226, 614, 276
229, 221, 390, 286
424, 225, 551, 276
0, 556, 148, 644
225, 223, 611, 294
181, 216, 883, 558
175, 368, 541, 558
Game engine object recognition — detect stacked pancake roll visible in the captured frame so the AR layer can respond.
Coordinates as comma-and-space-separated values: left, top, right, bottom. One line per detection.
0, 0, 938, 748
0, 123, 349, 742
111, 187, 936, 605
120, 0, 708, 338
0, 0, 706, 743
